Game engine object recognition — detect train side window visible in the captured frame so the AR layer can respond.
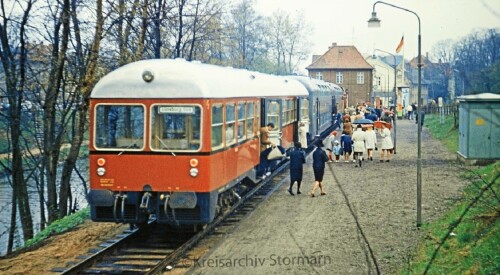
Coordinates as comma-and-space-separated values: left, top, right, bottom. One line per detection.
237, 102, 246, 141
94, 104, 144, 150
225, 103, 235, 147
267, 101, 280, 129
211, 104, 224, 149
301, 98, 309, 121
150, 105, 201, 151
246, 102, 254, 137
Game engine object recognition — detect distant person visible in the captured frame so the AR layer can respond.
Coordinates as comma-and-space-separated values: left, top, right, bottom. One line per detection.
309, 141, 329, 197
364, 125, 377, 161
287, 142, 306, 195
298, 122, 308, 149
365, 111, 377, 122
332, 140, 342, 162
325, 131, 337, 162
378, 123, 394, 162
257, 123, 275, 178
411, 103, 417, 120
340, 130, 353, 163
260, 123, 275, 152
416, 110, 425, 126
343, 117, 353, 136
352, 124, 366, 167
406, 105, 413, 120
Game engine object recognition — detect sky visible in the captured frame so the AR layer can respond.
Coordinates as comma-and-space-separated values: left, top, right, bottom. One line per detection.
254, 0, 500, 72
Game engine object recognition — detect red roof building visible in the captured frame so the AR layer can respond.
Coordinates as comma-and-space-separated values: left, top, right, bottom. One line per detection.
306, 43, 374, 109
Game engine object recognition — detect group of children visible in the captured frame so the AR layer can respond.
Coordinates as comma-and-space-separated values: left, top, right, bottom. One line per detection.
325, 131, 343, 162
324, 123, 394, 165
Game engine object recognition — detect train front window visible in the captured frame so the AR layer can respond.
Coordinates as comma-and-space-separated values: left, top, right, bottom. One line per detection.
151, 105, 201, 151
94, 104, 145, 150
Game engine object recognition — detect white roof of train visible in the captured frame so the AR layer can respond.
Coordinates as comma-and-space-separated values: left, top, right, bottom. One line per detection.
91, 59, 308, 99
288, 75, 343, 93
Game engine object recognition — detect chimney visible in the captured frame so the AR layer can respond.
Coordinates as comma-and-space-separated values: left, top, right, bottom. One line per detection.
329, 42, 337, 49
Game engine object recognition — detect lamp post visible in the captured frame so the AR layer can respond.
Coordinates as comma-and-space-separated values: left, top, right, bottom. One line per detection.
374, 49, 397, 154
368, 1, 422, 227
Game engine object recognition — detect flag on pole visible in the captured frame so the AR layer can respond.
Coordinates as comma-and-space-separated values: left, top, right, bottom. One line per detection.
396, 36, 404, 53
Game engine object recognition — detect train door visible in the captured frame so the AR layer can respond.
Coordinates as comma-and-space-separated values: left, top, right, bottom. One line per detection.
299, 97, 310, 134
315, 97, 320, 137
261, 99, 282, 146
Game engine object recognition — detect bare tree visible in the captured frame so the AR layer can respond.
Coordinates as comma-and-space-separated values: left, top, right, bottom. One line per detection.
283, 10, 311, 74
225, 0, 268, 69
58, 0, 104, 218
0, 0, 35, 251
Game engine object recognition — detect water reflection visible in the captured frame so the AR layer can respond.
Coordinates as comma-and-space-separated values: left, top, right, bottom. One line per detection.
0, 159, 89, 256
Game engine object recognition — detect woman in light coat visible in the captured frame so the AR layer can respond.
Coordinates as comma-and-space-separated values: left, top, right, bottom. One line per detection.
298, 122, 308, 149
351, 124, 366, 167
379, 123, 394, 162
364, 126, 377, 161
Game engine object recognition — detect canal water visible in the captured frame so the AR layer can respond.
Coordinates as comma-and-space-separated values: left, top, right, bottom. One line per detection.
0, 159, 89, 256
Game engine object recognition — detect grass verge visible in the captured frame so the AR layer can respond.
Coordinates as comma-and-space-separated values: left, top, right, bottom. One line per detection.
23, 207, 90, 249
402, 114, 499, 274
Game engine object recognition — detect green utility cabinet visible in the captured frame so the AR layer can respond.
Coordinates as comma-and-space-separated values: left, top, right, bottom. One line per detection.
457, 93, 500, 164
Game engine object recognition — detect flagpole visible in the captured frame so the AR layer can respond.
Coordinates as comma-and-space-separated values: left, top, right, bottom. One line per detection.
402, 33, 405, 90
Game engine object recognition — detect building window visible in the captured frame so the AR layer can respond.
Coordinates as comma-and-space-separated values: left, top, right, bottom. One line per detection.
316, 72, 323, 80
357, 72, 364, 84
336, 72, 343, 84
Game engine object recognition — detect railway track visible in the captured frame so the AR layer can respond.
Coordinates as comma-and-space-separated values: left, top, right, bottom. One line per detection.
53, 157, 292, 274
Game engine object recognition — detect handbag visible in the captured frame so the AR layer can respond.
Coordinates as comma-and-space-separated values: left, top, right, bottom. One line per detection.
267, 146, 283, 160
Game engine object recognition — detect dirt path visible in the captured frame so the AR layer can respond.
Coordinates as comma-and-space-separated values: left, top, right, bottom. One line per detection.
186, 119, 468, 274
0, 119, 468, 274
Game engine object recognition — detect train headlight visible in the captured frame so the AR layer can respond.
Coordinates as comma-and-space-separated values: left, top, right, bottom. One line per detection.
189, 158, 199, 167
97, 167, 106, 176
142, 70, 154, 82
189, 168, 198, 177
97, 158, 106, 166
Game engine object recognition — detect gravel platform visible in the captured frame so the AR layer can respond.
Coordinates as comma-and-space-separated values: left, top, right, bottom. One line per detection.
182, 119, 468, 275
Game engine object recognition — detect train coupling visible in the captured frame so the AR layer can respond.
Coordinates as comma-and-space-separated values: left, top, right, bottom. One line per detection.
140, 192, 152, 209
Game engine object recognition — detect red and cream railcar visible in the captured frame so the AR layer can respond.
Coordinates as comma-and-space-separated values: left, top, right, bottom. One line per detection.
88, 59, 308, 225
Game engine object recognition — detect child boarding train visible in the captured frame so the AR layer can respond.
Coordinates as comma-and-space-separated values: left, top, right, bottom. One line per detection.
87, 59, 342, 226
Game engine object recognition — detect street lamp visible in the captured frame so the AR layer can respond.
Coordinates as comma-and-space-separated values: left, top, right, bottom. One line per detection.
374, 49, 398, 154
368, 1, 422, 227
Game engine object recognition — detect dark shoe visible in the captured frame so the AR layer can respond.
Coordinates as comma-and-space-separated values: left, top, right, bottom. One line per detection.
288, 189, 294, 196
385, 160, 390, 162
380, 160, 384, 162
297, 191, 302, 194
320, 192, 326, 196
309, 192, 315, 197
358, 159, 362, 167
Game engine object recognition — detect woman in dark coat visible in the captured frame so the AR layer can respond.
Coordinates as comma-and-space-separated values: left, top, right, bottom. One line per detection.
309, 141, 329, 197
288, 142, 306, 195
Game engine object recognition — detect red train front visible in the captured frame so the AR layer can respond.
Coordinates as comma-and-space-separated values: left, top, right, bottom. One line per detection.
87, 59, 308, 226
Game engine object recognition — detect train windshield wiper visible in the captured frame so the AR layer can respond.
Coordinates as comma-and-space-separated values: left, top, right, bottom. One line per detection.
155, 135, 176, 157
117, 136, 143, 156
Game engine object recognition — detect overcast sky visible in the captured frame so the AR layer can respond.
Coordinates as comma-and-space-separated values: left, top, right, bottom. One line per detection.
254, 0, 500, 70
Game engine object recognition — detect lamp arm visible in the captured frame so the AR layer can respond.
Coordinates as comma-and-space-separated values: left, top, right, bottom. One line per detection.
373, 1, 421, 34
